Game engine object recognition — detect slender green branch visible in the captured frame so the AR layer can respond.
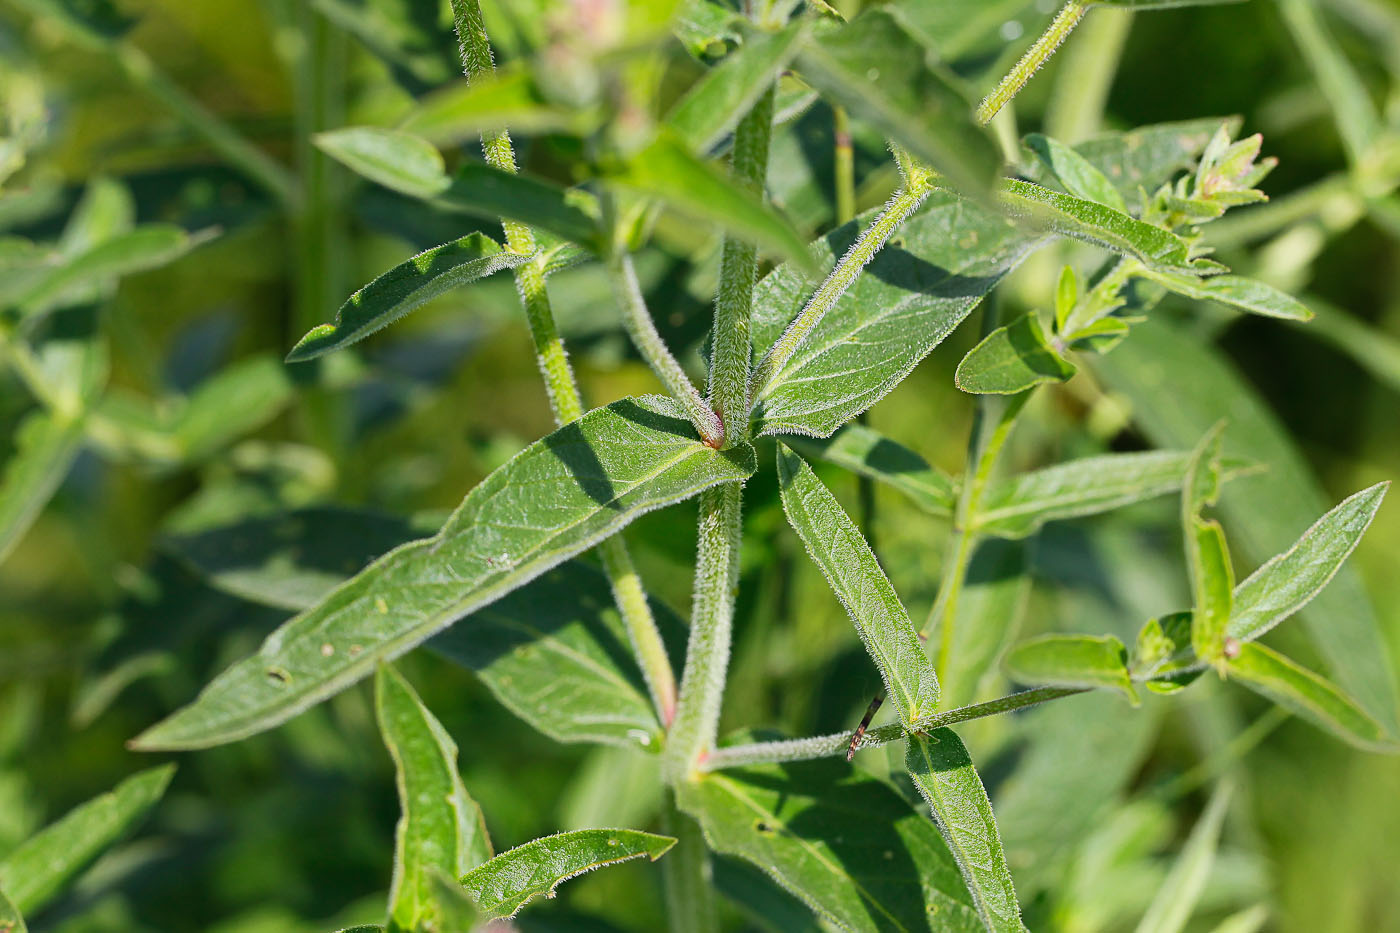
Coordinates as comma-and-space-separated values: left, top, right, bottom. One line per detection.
976, 0, 1090, 126
702, 686, 1085, 770
833, 107, 856, 227
449, 0, 675, 722
607, 248, 724, 447
750, 180, 931, 401
661, 795, 719, 933
1044, 4, 1133, 143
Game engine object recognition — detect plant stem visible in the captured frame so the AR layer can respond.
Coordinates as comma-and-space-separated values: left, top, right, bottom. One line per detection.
661, 795, 718, 933
1044, 5, 1133, 143
976, 0, 1090, 126
449, 0, 676, 722
833, 106, 856, 227
1152, 705, 1289, 802
606, 248, 724, 447
750, 181, 930, 402
702, 686, 1085, 769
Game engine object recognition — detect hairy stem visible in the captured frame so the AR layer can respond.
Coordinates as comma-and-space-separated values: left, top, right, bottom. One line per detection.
661, 796, 719, 933
702, 686, 1085, 769
750, 181, 930, 401
449, 0, 675, 721
976, 0, 1090, 126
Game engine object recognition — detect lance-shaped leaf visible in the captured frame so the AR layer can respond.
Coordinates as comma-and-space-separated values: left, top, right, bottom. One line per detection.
170, 354, 294, 463
999, 179, 1195, 272
1182, 427, 1233, 667
1036, 117, 1239, 203
975, 450, 1252, 540
794, 8, 998, 195
1227, 642, 1392, 752
751, 191, 1041, 438
1140, 270, 1313, 322
784, 423, 957, 516
1134, 781, 1233, 933
400, 66, 588, 145
131, 397, 754, 750
1024, 133, 1129, 214
0, 889, 24, 933
1228, 483, 1389, 643
667, 22, 808, 152
288, 233, 529, 361
441, 164, 602, 249
608, 133, 809, 268
461, 830, 675, 920
955, 312, 1076, 395
906, 730, 1023, 933
0, 410, 84, 566
376, 664, 491, 932
0, 765, 174, 915
777, 445, 940, 726
15, 225, 204, 316
316, 127, 450, 199
676, 757, 983, 933
1004, 634, 1136, 700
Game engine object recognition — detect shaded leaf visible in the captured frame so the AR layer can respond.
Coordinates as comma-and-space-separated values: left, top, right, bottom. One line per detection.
1024, 133, 1128, 214
171, 355, 294, 462
784, 423, 957, 516
1004, 634, 1135, 699
289, 232, 527, 361
751, 191, 1041, 438
461, 829, 675, 920
0, 765, 174, 914
0, 888, 24, 933
795, 8, 998, 195
15, 225, 204, 316
906, 729, 1023, 933
676, 757, 982, 932
955, 311, 1076, 395
777, 446, 940, 727
1277, 0, 1382, 165
1227, 642, 1392, 752
131, 397, 755, 750
1182, 427, 1232, 667
944, 540, 1031, 709
999, 179, 1194, 271
376, 665, 491, 932
1144, 271, 1313, 321
441, 163, 602, 249
0, 410, 84, 566
316, 127, 450, 199
1229, 483, 1389, 643
1134, 782, 1233, 933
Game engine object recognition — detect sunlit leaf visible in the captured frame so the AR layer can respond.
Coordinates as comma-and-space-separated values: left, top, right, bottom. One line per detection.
777, 445, 940, 727
0, 410, 84, 566
1227, 642, 1392, 752
288, 233, 528, 362
955, 311, 1076, 395
676, 757, 983, 932
999, 179, 1195, 271
784, 422, 957, 516
1005, 634, 1135, 699
1143, 271, 1313, 321
906, 729, 1023, 933
0, 888, 24, 933
461, 829, 675, 920
15, 225, 205, 316
131, 397, 754, 750
376, 664, 491, 932
1035, 117, 1239, 203
1182, 427, 1232, 667
1024, 133, 1128, 214
316, 127, 450, 199
0, 765, 174, 914
401, 66, 588, 145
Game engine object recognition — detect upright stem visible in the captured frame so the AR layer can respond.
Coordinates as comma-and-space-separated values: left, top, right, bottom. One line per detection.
833, 107, 856, 227
976, 0, 1090, 126
661, 796, 719, 933
449, 0, 675, 722
666, 87, 775, 782
1044, 5, 1133, 143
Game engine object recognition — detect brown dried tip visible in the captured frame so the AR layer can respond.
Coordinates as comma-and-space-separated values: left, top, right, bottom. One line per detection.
846, 695, 884, 762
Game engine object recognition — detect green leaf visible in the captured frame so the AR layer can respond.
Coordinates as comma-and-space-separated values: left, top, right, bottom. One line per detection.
0, 410, 84, 566
1227, 642, 1392, 752
1092, 0, 1246, 8
1182, 427, 1233, 667
944, 540, 1031, 709
461, 829, 675, 920
15, 225, 203, 316
1043, 117, 1240, 202
906, 729, 1024, 933
1277, 0, 1382, 166
288, 233, 528, 361
1132, 611, 1197, 690
676, 758, 983, 932
955, 312, 1076, 395
608, 133, 809, 268
999, 179, 1195, 272
1004, 634, 1135, 699
0, 765, 174, 914
1133, 781, 1233, 933
975, 450, 1249, 540
0, 888, 24, 933
1024, 133, 1129, 214
1090, 318, 1399, 732
441, 162, 603, 249
400, 66, 587, 145
673, 0, 743, 58
751, 191, 1041, 438
1142, 271, 1313, 321
171, 355, 294, 462
131, 397, 754, 750
667, 22, 808, 152
1229, 483, 1389, 643
794, 8, 998, 195
376, 664, 491, 933
777, 445, 940, 727
783, 423, 957, 516
316, 127, 449, 199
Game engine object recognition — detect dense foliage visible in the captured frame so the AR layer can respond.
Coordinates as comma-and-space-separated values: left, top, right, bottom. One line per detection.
3, 0, 1400, 930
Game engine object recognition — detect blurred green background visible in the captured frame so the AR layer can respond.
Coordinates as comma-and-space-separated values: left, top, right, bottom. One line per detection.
2, 0, 1399, 930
